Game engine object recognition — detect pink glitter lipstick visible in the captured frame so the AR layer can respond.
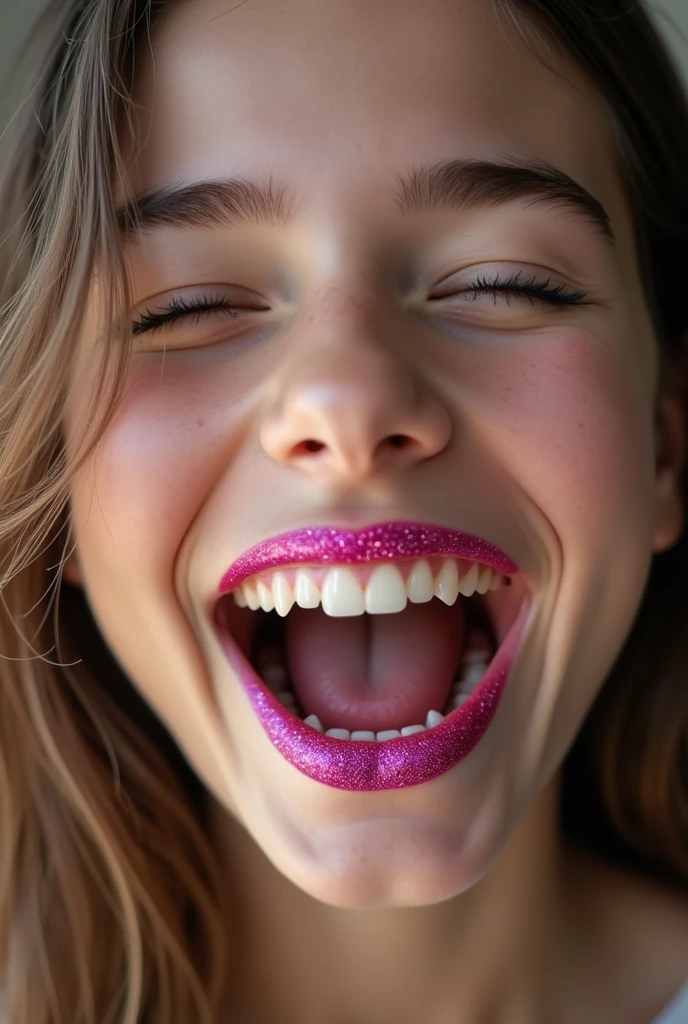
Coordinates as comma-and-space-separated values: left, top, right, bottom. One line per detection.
218, 521, 519, 594
215, 522, 529, 791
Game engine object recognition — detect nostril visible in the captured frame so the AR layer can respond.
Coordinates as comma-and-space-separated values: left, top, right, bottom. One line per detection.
301, 435, 408, 455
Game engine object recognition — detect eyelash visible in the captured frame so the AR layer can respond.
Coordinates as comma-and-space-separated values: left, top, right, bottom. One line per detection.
130, 272, 588, 336
131, 293, 240, 336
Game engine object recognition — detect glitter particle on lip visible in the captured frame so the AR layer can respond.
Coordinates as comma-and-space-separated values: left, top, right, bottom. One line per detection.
218, 521, 519, 594
214, 531, 533, 792
251, 665, 508, 790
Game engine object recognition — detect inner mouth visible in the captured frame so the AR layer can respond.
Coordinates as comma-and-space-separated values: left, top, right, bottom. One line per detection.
215, 568, 528, 736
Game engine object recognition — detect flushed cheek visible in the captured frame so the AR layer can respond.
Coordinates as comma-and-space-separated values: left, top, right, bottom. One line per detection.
447, 330, 656, 786
65, 362, 257, 803
485, 332, 655, 551
74, 362, 250, 571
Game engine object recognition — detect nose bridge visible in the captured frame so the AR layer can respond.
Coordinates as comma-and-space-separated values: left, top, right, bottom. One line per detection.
295, 280, 415, 401
259, 278, 452, 484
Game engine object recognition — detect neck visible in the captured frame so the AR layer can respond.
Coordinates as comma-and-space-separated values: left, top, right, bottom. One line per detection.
207, 772, 590, 1024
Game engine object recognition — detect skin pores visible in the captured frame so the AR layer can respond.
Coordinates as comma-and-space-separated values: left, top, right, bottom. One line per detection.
62, 0, 686, 1018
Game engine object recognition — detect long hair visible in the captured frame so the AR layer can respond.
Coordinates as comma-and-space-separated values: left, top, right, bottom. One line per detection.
0, 0, 686, 1020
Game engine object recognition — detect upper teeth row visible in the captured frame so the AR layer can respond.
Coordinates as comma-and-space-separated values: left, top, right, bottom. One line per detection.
232, 557, 504, 617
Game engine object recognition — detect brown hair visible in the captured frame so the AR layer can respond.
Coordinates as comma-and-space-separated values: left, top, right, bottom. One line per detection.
0, 0, 686, 1020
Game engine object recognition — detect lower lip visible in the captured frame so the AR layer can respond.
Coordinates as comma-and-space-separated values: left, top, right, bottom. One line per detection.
216, 596, 533, 792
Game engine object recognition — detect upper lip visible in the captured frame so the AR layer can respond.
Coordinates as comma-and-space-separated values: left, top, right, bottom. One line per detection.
217, 520, 520, 595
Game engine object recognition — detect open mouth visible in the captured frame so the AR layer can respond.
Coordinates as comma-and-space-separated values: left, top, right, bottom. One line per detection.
215, 556, 526, 735
212, 531, 533, 791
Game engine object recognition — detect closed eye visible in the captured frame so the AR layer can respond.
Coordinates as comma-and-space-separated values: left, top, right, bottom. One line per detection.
441, 271, 588, 308
131, 293, 244, 336
130, 271, 589, 338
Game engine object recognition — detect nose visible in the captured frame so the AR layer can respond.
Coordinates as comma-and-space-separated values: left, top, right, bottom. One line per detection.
259, 292, 452, 487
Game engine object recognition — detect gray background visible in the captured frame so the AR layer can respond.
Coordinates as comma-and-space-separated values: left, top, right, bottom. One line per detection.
1, 0, 687, 133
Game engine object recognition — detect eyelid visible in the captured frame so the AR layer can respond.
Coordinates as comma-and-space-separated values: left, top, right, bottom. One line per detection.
129, 284, 274, 338
129, 266, 590, 343
433, 262, 578, 291
434, 268, 588, 305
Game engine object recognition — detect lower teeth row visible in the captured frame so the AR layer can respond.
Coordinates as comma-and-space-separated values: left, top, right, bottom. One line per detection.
258, 647, 492, 741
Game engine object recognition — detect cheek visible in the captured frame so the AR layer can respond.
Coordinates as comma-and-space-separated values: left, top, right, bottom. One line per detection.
72, 359, 250, 573
475, 329, 657, 776
479, 330, 655, 549
65, 359, 256, 801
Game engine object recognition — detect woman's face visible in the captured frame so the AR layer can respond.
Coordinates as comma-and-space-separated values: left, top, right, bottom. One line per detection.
64, 0, 684, 905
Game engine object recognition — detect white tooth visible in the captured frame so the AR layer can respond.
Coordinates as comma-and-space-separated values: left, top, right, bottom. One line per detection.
488, 572, 503, 591
294, 569, 321, 609
257, 580, 275, 612
406, 559, 434, 603
233, 587, 248, 607
376, 729, 401, 741
321, 567, 365, 616
303, 714, 324, 732
433, 559, 459, 605
243, 583, 260, 610
351, 730, 376, 741
272, 573, 295, 616
262, 663, 288, 689
400, 724, 426, 736
425, 709, 445, 729
364, 563, 407, 614
325, 728, 351, 739
451, 693, 470, 709
475, 566, 493, 594
460, 665, 486, 688
276, 690, 297, 707
457, 562, 479, 597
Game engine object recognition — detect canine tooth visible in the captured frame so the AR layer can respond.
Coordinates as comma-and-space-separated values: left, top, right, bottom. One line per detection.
321, 567, 365, 616
325, 728, 351, 739
406, 559, 434, 603
489, 572, 503, 591
351, 730, 376, 741
376, 729, 401, 741
295, 570, 321, 609
425, 709, 445, 728
365, 563, 407, 614
475, 566, 493, 594
400, 724, 426, 736
457, 562, 479, 597
233, 588, 248, 607
257, 580, 275, 612
272, 573, 295, 616
243, 583, 260, 610
303, 714, 324, 732
434, 559, 459, 605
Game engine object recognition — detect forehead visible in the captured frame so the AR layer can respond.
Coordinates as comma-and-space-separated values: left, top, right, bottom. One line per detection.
124, 0, 626, 226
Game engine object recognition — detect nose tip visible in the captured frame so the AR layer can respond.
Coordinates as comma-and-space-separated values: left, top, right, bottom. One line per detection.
259, 347, 452, 484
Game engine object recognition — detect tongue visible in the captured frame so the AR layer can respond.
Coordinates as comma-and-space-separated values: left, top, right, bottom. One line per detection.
284, 599, 466, 733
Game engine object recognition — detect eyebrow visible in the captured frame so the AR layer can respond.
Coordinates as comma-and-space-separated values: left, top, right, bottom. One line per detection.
117, 156, 616, 247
